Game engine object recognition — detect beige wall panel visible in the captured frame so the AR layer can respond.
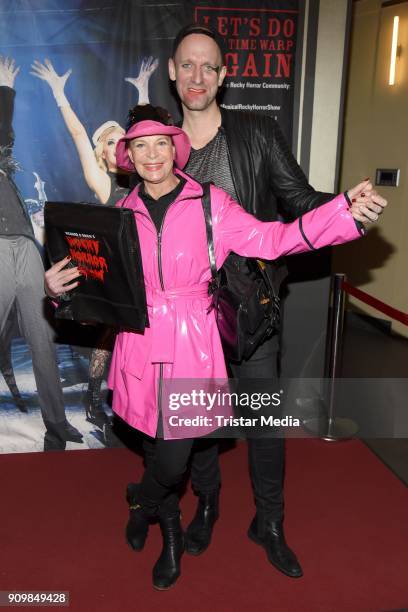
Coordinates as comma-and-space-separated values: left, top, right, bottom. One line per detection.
335, 0, 408, 337
309, 0, 349, 191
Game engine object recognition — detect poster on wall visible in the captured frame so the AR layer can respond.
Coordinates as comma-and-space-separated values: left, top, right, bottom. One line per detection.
195, 2, 298, 137
0, 0, 299, 453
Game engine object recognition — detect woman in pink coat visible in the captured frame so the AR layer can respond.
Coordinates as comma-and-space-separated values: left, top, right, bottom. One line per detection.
45, 105, 372, 590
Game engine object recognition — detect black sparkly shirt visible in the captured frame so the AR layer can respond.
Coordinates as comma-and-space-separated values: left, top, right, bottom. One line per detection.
184, 128, 237, 201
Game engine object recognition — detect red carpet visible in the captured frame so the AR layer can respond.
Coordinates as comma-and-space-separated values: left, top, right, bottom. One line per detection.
0, 440, 407, 612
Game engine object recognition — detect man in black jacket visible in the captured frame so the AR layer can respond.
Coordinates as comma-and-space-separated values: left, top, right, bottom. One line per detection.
126, 26, 386, 576
0, 55, 83, 451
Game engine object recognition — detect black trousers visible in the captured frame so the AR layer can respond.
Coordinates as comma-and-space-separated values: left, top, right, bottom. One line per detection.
139, 435, 221, 515
190, 333, 285, 521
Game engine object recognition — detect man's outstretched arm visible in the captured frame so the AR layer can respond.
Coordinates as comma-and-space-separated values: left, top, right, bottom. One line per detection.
265, 116, 386, 225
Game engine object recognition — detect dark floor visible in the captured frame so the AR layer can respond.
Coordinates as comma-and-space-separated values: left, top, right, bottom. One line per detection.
342, 311, 408, 485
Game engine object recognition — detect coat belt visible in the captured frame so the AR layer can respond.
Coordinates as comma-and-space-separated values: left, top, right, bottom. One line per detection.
145, 282, 210, 363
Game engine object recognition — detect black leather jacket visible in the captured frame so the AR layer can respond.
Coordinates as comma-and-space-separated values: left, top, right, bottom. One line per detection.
218, 107, 335, 288
0, 86, 34, 238
220, 107, 333, 221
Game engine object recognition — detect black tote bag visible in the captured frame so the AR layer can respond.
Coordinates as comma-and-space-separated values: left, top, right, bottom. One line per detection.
44, 201, 148, 332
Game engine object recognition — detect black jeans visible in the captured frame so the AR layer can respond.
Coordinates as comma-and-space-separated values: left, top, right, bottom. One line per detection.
140, 435, 221, 515
190, 333, 285, 521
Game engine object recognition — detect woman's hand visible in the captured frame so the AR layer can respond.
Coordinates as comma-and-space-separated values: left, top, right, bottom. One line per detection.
30, 59, 72, 106
31, 59, 110, 202
347, 179, 387, 225
125, 56, 159, 105
44, 257, 81, 298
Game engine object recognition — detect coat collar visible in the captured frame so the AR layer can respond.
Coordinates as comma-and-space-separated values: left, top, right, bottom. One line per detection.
122, 168, 204, 234
126, 168, 204, 213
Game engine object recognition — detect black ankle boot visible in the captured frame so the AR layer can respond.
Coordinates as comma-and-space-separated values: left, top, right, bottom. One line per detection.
43, 431, 66, 451
185, 489, 219, 555
248, 515, 303, 578
43, 419, 83, 451
153, 512, 184, 590
125, 484, 156, 552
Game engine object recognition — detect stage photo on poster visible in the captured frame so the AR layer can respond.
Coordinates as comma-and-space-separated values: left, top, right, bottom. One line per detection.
0, 0, 299, 453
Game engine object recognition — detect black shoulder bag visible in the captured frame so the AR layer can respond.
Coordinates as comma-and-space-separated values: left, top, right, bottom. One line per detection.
201, 183, 280, 362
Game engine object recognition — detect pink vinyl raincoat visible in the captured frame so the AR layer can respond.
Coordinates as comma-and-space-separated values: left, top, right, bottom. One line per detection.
108, 170, 363, 437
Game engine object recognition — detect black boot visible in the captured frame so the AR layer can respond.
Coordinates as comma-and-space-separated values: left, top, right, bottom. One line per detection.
125, 484, 155, 552
62, 420, 84, 443
153, 512, 184, 590
43, 419, 83, 451
44, 431, 66, 451
84, 378, 110, 430
248, 515, 303, 578
84, 380, 116, 447
185, 489, 219, 555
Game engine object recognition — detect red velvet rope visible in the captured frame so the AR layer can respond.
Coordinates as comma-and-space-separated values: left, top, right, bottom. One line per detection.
342, 281, 408, 327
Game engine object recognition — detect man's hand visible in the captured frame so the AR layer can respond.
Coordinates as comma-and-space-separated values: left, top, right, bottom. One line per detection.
44, 256, 81, 298
0, 56, 20, 88
348, 179, 387, 225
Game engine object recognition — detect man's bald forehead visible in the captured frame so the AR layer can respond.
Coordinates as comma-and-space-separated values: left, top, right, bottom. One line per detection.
172, 25, 225, 63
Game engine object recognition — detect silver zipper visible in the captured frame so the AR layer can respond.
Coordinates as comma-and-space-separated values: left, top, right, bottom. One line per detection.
156, 208, 169, 419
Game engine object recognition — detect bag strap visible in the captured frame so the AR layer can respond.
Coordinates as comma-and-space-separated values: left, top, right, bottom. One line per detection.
201, 182, 219, 292
201, 183, 278, 305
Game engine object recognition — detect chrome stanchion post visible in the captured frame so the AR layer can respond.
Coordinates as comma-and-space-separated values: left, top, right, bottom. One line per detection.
323, 273, 358, 440
303, 273, 358, 440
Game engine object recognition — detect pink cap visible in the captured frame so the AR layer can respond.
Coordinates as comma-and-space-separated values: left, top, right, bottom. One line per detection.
116, 120, 191, 172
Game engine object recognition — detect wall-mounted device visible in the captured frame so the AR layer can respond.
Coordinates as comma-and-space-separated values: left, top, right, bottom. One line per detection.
375, 168, 400, 186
